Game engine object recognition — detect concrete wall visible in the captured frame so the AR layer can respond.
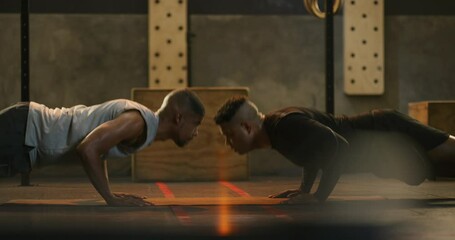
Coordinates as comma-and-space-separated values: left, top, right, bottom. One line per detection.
0, 13, 454, 177
0, 14, 148, 108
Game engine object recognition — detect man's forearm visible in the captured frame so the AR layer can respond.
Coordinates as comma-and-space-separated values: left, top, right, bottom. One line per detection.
300, 167, 318, 193
313, 166, 341, 202
313, 129, 348, 202
78, 150, 114, 202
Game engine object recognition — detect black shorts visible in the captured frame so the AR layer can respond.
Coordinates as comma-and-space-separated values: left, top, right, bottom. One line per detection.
345, 109, 450, 150
0, 102, 31, 176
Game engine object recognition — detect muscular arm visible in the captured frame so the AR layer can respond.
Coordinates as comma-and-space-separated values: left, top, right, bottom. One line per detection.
301, 120, 348, 202
299, 165, 318, 193
313, 162, 342, 202
276, 115, 349, 202
76, 110, 148, 206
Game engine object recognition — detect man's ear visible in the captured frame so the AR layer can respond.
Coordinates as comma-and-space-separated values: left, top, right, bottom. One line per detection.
240, 121, 252, 134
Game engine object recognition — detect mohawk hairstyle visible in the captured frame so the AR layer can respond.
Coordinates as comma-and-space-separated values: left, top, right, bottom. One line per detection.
214, 96, 247, 125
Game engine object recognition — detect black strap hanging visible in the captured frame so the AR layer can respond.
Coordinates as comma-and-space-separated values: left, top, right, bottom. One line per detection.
325, 0, 335, 115
21, 0, 30, 102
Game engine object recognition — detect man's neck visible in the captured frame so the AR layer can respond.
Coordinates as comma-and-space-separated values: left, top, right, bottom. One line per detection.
252, 116, 271, 149
154, 111, 171, 141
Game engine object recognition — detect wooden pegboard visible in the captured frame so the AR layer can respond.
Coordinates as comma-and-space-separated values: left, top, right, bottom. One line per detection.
148, 0, 187, 88
343, 0, 384, 95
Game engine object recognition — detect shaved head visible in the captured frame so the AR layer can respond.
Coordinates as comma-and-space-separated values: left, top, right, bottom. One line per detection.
160, 88, 205, 117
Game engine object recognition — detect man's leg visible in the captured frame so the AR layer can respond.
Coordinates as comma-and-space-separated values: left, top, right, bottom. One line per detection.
351, 131, 432, 185
428, 135, 455, 177
0, 102, 31, 178
367, 110, 454, 178
0, 105, 18, 177
370, 109, 450, 150
346, 109, 451, 181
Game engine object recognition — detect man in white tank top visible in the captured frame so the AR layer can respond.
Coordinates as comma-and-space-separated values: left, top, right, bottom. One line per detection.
0, 88, 205, 206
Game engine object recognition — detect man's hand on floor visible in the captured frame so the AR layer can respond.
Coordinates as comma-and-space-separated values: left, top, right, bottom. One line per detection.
106, 193, 154, 207
268, 189, 301, 198
280, 193, 318, 204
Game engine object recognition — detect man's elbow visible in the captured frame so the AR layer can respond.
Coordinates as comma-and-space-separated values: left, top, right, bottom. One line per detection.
76, 142, 95, 162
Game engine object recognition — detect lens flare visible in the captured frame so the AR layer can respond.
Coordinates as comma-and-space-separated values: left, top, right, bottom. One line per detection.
217, 196, 231, 236
217, 149, 232, 236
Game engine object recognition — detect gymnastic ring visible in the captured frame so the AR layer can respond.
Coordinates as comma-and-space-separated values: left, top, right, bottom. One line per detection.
303, 0, 343, 19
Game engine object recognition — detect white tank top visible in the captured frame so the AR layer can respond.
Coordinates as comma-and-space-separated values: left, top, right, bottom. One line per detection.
25, 99, 159, 167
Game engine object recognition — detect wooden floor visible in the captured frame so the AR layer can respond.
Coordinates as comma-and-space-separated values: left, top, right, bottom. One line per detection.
1, 175, 455, 239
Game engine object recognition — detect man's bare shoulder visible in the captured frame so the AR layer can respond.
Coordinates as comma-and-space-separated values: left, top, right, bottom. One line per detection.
116, 110, 146, 127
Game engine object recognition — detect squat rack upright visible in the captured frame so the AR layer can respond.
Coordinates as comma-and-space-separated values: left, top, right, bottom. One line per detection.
20, 0, 31, 186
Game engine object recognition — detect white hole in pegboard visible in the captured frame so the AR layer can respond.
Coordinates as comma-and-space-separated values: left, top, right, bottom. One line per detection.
344, 0, 384, 95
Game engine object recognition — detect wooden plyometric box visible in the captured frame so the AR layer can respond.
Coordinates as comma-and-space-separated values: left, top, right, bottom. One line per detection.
408, 101, 455, 135
131, 87, 249, 181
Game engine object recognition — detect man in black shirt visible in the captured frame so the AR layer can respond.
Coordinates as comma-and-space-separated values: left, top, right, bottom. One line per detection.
214, 96, 455, 203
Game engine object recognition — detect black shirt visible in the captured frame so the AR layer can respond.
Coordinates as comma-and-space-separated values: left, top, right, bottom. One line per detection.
263, 107, 349, 202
